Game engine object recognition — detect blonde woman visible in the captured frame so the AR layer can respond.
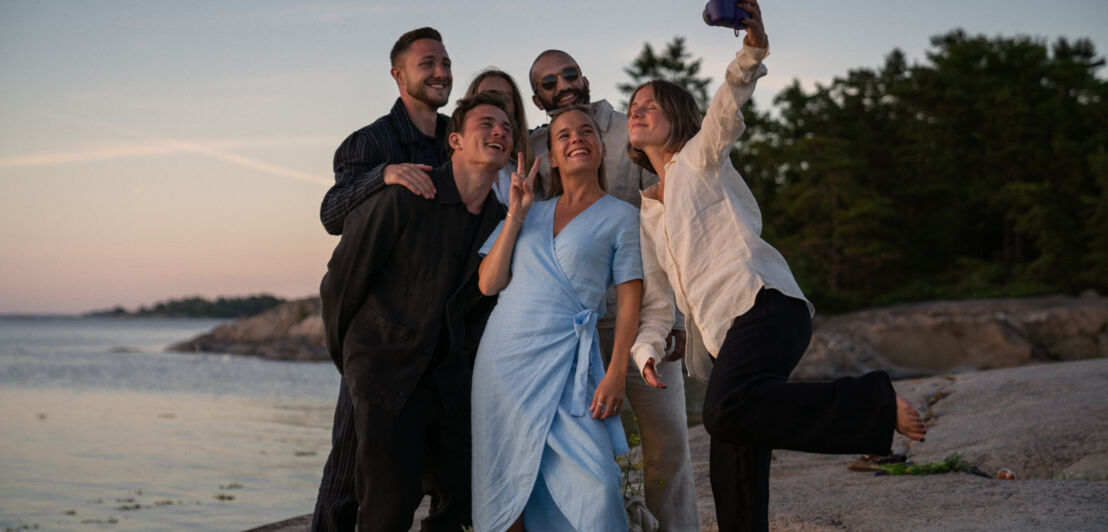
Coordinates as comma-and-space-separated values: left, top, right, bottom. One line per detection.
472, 107, 641, 531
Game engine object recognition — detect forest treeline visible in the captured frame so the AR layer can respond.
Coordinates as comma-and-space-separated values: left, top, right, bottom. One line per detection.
86, 294, 285, 318
623, 30, 1108, 312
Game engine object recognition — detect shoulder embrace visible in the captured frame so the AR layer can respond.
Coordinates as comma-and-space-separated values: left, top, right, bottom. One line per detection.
346, 184, 420, 228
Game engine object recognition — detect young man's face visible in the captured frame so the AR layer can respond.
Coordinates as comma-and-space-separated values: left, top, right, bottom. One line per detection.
452, 104, 513, 169
530, 52, 590, 113
394, 38, 452, 109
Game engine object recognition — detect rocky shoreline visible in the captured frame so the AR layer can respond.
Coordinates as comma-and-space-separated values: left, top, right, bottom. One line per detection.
173, 293, 1108, 531
173, 292, 1108, 380
247, 358, 1108, 531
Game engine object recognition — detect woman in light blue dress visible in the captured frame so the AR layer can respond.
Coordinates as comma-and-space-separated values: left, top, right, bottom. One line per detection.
472, 107, 642, 531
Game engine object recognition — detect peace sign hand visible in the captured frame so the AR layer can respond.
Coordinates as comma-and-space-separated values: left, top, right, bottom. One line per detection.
508, 153, 539, 222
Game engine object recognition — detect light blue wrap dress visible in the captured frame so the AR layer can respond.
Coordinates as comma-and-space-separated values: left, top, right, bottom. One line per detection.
472, 194, 641, 532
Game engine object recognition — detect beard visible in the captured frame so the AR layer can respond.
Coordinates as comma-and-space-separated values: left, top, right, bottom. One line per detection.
405, 76, 452, 109
539, 86, 591, 112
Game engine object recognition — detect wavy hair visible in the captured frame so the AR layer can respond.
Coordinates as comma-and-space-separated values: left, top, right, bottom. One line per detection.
626, 79, 701, 174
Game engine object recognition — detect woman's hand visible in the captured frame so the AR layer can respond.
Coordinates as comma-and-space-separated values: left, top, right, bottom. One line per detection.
741, 1, 767, 49
590, 369, 626, 419
508, 153, 539, 222
641, 359, 667, 389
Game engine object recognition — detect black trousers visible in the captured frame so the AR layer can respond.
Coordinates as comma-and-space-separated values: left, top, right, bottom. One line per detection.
702, 289, 896, 532
310, 380, 358, 532
350, 378, 471, 532
310, 379, 452, 532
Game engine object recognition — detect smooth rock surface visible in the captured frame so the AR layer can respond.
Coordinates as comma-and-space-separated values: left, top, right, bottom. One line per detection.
178, 294, 1108, 380
170, 297, 326, 361
793, 293, 1108, 380
250, 359, 1108, 531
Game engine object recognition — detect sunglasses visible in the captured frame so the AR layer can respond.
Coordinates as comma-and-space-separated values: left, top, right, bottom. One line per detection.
538, 67, 581, 91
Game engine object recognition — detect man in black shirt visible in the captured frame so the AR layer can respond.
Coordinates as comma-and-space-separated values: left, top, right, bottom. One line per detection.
320, 92, 511, 530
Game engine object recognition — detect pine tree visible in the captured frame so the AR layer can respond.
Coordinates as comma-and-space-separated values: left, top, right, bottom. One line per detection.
617, 37, 713, 113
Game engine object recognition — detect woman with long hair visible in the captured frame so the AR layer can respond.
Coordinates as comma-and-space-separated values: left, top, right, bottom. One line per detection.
628, 2, 926, 530
465, 69, 533, 205
471, 106, 640, 531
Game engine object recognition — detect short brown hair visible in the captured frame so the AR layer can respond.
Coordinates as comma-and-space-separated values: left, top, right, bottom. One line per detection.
545, 106, 606, 197
626, 79, 701, 174
390, 27, 443, 66
447, 92, 514, 158
465, 69, 532, 168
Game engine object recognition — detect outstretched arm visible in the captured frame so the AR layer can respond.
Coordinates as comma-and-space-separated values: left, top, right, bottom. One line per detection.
477, 155, 539, 295
686, 0, 770, 170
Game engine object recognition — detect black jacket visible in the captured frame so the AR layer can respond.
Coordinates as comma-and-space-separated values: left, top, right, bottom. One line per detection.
320, 164, 504, 414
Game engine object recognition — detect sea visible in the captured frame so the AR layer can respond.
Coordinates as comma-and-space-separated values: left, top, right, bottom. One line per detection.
0, 316, 340, 531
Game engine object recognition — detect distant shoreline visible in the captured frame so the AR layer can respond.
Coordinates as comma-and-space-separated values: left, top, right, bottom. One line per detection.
81, 294, 290, 320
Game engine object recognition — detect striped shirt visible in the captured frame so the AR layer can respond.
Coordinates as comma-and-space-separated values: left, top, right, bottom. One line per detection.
319, 98, 450, 235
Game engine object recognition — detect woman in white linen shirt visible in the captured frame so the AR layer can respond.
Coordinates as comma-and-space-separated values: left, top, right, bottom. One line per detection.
626, 2, 927, 530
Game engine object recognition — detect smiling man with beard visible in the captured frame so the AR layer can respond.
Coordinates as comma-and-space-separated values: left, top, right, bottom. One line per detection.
311, 27, 456, 532
528, 50, 701, 531
320, 26, 454, 236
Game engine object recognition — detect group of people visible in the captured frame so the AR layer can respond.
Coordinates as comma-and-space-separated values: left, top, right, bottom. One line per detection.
315, 3, 927, 531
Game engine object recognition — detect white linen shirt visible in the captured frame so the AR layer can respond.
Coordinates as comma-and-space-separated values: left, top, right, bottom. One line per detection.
631, 45, 814, 382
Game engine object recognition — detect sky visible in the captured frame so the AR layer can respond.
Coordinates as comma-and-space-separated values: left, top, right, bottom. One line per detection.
1, 0, 1106, 314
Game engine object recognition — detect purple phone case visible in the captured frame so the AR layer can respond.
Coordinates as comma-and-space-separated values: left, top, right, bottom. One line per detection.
703, 0, 750, 35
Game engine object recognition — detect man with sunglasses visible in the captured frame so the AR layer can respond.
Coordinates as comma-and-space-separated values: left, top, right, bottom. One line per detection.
529, 50, 700, 532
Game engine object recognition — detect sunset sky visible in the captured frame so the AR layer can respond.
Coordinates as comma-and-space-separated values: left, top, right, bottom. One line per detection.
2, 0, 1106, 314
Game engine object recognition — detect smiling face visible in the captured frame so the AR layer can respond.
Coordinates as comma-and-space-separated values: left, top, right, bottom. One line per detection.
548, 108, 604, 176
393, 38, 452, 109
450, 103, 512, 169
627, 84, 673, 151
530, 52, 590, 112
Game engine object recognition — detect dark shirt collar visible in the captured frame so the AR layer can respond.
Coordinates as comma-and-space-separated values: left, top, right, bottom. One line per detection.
431, 162, 501, 212
431, 163, 462, 205
389, 98, 450, 145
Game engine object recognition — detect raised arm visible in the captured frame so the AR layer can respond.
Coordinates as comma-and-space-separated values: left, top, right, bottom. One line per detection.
477, 155, 539, 295
684, 0, 770, 170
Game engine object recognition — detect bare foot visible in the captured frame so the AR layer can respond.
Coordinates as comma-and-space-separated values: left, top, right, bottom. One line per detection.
896, 394, 926, 442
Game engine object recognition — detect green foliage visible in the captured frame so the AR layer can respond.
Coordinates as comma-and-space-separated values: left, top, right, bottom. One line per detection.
140, 295, 285, 318
617, 431, 644, 499
89, 294, 286, 318
876, 453, 982, 476
617, 37, 713, 113
630, 31, 1108, 312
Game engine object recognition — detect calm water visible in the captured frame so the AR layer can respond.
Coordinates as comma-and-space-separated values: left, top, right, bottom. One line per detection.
0, 317, 340, 531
